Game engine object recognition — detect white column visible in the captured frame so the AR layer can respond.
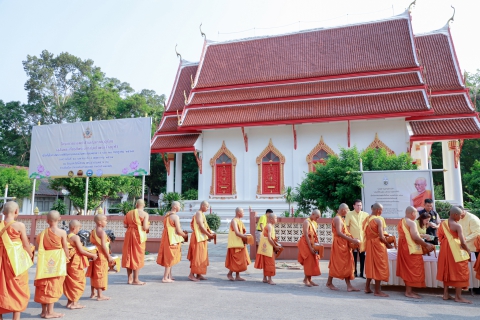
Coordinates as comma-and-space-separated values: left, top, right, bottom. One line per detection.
166, 154, 174, 193
441, 141, 453, 201
442, 141, 463, 205
175, 153, 182, 194
419, 143, 428, 170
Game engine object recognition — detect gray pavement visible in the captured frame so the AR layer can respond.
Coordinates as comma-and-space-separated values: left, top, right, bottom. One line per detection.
7, 234, 480, 320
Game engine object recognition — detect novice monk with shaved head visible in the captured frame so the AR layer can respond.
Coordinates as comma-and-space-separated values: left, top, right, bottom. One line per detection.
225, 207, 251, 281
122, 199, 149, 285
64, 220, 98, 309
34, 210, 70, 319
87, 214, 114, 301
396, 206, 434, 299
326, 204, 361, 292
0, 202, 33, 320
254, 213, 281, 285
188, 201, 215, 281
297, 209, 321, 287
437, 206, 472, 304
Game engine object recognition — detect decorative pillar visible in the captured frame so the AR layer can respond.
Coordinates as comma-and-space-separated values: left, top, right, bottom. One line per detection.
442, 141, 463, 205
419, 143, 428, 170
175, 153, 182, 194
441, 141, 453, 201
166, 154, 175, 193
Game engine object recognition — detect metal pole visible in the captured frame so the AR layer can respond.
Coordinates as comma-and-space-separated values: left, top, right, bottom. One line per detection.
84, 177, 89, 215
31, 179, 36, 215
142, 175, 146, 204
428, 157, 436, 209
4, 184, 8, 200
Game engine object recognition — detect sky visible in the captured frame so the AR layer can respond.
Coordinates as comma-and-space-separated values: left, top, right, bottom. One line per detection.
0, 0, 478, 104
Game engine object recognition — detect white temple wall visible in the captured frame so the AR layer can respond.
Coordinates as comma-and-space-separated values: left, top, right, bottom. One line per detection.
350, 118, 408, 154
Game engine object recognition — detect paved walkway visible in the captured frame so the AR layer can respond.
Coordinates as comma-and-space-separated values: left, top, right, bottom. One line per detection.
10, 234, 480, 319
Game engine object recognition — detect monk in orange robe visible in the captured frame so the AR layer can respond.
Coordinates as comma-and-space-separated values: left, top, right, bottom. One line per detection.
0, 202, 33, 320
326, 204, 360, 292
122, 199, 149, 285
410, 177, 432, 211
34, 210, 70, 318
436, 206, 471, 304
254, 213, 280, 285
225, 207, 251, 281
187, 201, 215, 282
64, 220, 98, 309
363, 203, 392, 297
474, 237, 480, 281
87, 214, 114, 301
297, 209, 321, 287
157, 201, 187, 282
396, 206, 434, 299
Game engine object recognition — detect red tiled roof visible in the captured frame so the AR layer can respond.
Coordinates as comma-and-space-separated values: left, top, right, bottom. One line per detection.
194, 16, 418, 89
150, 134, 200, 152
190, 72, 423, 106
415, 32, 464, 92
166, 62, 198, 113
431, 93, 474, 116
181, 90, 429, 128
409, 117, 480, 138
157, 116, 179, 133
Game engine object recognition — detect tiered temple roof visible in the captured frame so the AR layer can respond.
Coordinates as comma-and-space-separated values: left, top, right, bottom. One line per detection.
151, 10, 480, 154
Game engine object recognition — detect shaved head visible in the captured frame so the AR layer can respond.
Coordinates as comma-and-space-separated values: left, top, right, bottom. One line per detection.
201, 200, 209, 207
267, 212, 276, 220
171, 201, 181, 210
136, 199, 145, 208
235, 207, 243, 214
94, 214, 107, 223
312, 209, 321, 216
405, 206, 417, 218
47, 210, 61, 222
338, 203, 349, 210
372, 203, 383, 210
69, 220, 81, 229
2, 201, 19, 216
450, 206, 463, 217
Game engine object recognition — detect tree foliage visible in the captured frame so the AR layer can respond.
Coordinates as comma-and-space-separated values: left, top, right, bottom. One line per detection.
0, 166, 34, 199
294, 147, 417, 214
466, 69, 480, 111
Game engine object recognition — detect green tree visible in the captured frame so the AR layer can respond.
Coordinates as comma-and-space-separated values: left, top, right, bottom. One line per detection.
466, 69, 480, 111
463, 160, 480, 197
0, 166, 34, 199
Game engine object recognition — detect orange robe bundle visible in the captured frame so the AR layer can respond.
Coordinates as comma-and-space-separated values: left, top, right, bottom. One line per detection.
436, 221, 470, 288
254, 227, 276, 276
412, 190, 432, 209
0, 224, 30, 314
122, 209, 146, 270
225, 219, 251, 273
297, 220, 320, 277
396, 219, 425, 287
86, 229, 110, 290
157, 215, 182, 267
34, 229, 66, 304
63, 234, 89, 302
363, 217, 389, 282
328, 218, 354, 280
187, 215, 209, 274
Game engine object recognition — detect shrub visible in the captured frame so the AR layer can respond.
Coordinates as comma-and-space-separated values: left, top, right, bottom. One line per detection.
435, 201, 452, 219
145, 207, 168, 216
50, 199, 67, 215
205, 212, 221, 231
163, 192, 184, 210
183, 189, 198, 200
109, 201, 134, 215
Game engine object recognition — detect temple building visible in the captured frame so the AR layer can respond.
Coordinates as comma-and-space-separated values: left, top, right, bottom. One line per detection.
150, 10, 480, 215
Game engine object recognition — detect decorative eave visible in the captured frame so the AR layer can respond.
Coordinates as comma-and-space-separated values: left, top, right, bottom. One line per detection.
408, 116, 480, 142
165, 60, 199, 113
150, 134, 201, 154
367, 133, 395, 155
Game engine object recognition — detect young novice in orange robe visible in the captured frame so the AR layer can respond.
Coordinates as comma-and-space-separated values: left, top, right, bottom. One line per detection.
436, 206, 472, 304
122, 199, 149, 285
34, 210, 70, 319
396, 206, 434, 299
87, 214, 114, 301
297, 209, 321, 287
187, 201, 215, 282
64, 220, 98, 309
0, 202, 33, 320
225, 207, 251, 281
254, 213, 280, 285
157, 201, 187, 283
326, 204, 361, 292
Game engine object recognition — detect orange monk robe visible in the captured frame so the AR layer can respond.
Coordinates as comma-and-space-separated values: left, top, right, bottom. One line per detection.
412, 190, 432, 209
436, 222, 469, 288
328, 220, 354, 280
187, 218, 209, 274
225, 220, 251, 273
86, 230, 109, 290
63, 234, 89, 302
474, 237, 480, 281
157, 216, 182, 267
121, 210, 145, 270
297, 221, 320, 277
364, 218, 389, 282
254, 228, 276, 276
0, 226, 30, 314
396, 219, 425, 287
34, 229, 66, 304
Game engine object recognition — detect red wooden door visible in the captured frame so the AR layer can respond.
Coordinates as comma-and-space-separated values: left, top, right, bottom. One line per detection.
216, 163, 232, 194
262, 162, 280, 194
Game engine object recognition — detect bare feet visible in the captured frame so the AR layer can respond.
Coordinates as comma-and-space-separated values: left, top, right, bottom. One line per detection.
196, 275, 207, 280
131, 281, 146, 285
267, 280, 276, 285
162, 279, 174, 283
364, 287, 373, 294
443, 295, 455, 301
455, 297, 472, 304
45, 312, 65, 318
326, 283, 339, 291
69, 304, 86, 309
97, 296, 110, 301
305, 281, 313, 287
188, 274, 199, 282
40, 313, 46, 318
65, 302, 72, 309
310, 281, 319, 286
347, 286, 360, 292
374, 291, 389, 297
235, 277, 246, 281
227, 274, 234, 281
127, 275, 133, 285
405, 292, 421, 299
89, 294, 97, 299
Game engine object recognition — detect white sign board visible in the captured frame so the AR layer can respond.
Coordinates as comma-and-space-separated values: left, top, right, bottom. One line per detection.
29, 118, 151, 178
362, 170, 433, 218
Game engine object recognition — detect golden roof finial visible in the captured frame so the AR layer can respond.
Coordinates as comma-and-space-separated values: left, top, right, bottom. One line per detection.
191, 74, 194, 89
176, 110, 181, 125
199, 23, 206, 39
447, 5, 455, 25
183, 90, 188, 105
175, 44, 182, 60
408, 0, 416, 13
